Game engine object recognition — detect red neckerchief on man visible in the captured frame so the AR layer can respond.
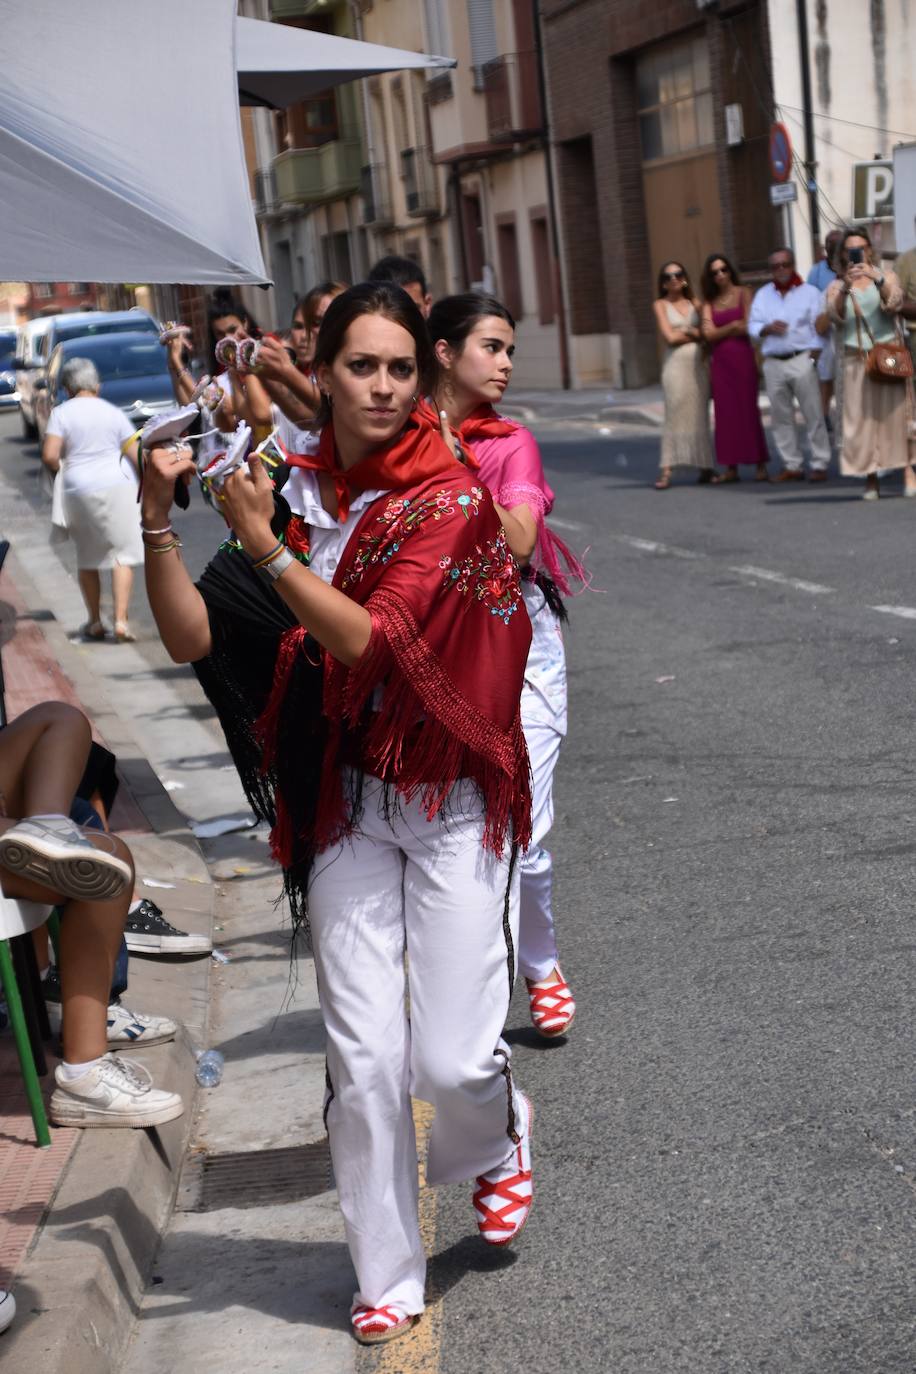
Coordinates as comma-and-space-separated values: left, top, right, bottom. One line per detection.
774, 272, 804, 297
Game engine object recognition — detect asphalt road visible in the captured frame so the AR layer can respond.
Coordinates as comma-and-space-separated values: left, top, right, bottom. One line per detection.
7, 410, 916, 1371
424, 435, 916, 1374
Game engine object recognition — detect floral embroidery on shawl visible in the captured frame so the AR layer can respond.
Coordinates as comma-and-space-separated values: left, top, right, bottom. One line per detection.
440, 526, 521, 626
341, 485, 485, 590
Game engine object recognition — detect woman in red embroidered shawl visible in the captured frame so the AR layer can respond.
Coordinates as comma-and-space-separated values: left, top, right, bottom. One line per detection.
430, 293, 586, 1040
140, 284, 534, 1347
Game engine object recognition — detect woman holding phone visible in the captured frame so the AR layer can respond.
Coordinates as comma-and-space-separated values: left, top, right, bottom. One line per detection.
818, 227, 915, 499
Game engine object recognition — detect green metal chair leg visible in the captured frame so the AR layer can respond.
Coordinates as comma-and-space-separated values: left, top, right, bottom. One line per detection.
0, 937, 51, 1148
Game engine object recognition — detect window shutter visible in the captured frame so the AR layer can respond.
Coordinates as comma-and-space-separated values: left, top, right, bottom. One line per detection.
466, 0, 498, 84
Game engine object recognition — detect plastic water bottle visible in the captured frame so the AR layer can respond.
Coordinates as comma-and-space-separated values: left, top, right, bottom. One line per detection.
195, 1049, 224, 1088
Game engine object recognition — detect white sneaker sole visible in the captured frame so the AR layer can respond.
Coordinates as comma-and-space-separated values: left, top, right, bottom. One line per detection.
108, 1030, 176, 1049
49, 1093, 185, 1129
125, 931, 212, 955
0, 833, 130, 901
0, 1292, 15, 1334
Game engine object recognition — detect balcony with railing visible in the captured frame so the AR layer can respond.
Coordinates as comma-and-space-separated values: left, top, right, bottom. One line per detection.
401, 146, 439, 218
481, 51, 544, 143
360, 163, 393, 228
273, 139, 362, 204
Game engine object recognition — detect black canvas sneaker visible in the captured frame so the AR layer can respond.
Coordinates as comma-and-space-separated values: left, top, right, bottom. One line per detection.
124, 898, 211, 955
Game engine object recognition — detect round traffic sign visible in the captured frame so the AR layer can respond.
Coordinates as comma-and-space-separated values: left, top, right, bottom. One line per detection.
769, 122, 793, 183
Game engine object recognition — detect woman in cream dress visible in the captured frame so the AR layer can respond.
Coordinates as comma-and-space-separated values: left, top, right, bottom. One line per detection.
653, 261, 713, 489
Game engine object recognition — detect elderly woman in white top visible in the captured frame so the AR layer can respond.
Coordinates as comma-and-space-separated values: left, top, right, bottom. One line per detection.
41, 358, 142, 641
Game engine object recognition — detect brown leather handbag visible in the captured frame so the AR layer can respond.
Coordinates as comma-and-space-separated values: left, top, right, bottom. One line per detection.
851, 289, 914, 382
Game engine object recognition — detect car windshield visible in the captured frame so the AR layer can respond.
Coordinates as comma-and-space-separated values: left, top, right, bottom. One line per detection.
56, 317, 155, 343
0, 333, 16, 371
66, 339, 168, 381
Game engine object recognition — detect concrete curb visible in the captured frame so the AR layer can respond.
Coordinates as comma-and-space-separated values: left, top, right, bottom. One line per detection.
2, 550, 214, 1374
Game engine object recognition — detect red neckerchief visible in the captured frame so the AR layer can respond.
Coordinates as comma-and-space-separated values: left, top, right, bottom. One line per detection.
284, 401, 460, 521
454, 403, 518, 444
774, 272, 804, 297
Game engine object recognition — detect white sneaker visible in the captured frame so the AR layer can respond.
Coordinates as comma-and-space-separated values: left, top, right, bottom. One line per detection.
0, 1289, 15, 1335
50, 1053, 184, 1128
107, 1001, 178, 1048
0, 817, 131, 901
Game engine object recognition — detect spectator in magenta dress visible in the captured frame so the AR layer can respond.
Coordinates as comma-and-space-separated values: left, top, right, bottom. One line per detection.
700, 253, 770, 484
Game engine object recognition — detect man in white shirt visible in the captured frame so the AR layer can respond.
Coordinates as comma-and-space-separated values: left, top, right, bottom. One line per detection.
748, 248, 831, 482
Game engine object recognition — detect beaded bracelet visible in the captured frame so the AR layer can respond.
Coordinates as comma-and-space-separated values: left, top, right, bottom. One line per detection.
251, 541, 284, 569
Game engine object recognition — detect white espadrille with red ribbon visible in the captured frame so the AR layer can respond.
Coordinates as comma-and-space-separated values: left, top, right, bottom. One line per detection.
473, 1093, 534, 1246
526, 967, 576, 1037
350, 1302, 418, 1345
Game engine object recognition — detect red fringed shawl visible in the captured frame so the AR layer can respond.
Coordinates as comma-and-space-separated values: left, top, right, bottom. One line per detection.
316, 471, 532, 856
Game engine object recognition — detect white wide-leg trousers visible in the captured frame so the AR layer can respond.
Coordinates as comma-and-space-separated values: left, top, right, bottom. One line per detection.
518, 715, 564, 981
307, 777, 523, 1315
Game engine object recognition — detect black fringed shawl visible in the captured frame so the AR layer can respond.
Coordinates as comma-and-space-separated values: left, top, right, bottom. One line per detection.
192, 542, 325, 930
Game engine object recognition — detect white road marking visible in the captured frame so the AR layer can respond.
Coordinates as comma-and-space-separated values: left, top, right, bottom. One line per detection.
871, 605, 916, 620
618, 534, 836, 597
616, 535, 703, 559
728, 565, 834, 595
549, 517, 585, 532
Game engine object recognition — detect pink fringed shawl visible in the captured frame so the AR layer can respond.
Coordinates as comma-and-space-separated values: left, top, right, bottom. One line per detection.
457, 407, 588, 596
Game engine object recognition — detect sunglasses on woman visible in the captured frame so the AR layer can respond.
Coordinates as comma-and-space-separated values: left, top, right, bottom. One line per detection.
663, 270, 685, 281
712, 266, 730, 278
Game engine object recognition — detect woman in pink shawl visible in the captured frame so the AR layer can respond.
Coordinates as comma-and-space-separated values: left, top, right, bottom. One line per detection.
430, 293, 587, 1039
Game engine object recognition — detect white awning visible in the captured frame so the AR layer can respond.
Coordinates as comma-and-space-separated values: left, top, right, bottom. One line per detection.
236, 15, 455, 108
0, 1, 456, 286
0, 0, 267, 285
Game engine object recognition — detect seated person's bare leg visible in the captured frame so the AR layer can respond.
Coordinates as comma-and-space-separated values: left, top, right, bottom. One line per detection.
0, 826, 132, 1062
0, 702, 182, 1125
0, 701, 91, 820
0, 701, 128, 1059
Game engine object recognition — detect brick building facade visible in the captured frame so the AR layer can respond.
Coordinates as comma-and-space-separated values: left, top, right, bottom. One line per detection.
541, 0, 781, 386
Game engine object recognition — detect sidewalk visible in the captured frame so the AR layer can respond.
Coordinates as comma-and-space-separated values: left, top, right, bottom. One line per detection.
0, 551, 213, 1374
0, 454, 351, 1373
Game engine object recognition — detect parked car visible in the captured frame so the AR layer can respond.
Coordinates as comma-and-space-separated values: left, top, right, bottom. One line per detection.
35, 332, 177, 439
17, 309, 158, 439
0, 329, 18, 410
14, 316, 54, 437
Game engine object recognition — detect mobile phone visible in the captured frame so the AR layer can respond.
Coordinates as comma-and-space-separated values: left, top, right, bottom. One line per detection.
848, 247, 865, 264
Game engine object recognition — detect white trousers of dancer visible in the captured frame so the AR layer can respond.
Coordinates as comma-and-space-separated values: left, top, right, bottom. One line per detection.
518, 585, 567, 982
519, 714, 563, 980
308, 776, 524, 1316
